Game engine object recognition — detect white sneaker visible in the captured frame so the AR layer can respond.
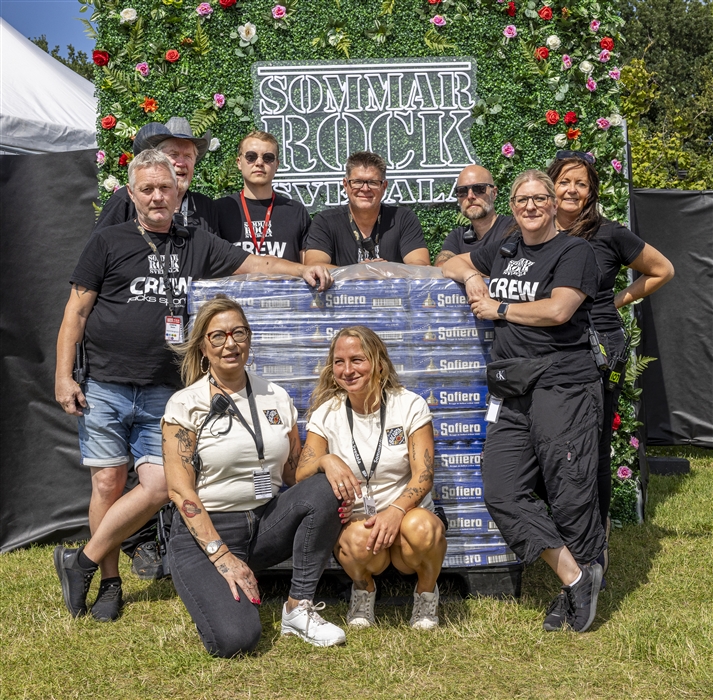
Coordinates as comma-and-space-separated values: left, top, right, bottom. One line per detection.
347, 584, 376, 628
410, 584, 439, 630
281, 600, 346, 647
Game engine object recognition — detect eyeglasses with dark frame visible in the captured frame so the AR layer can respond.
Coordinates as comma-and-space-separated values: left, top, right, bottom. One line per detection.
205, 326, 251, 347
347, 179, 384, 190
241, 151, 277, 164
454, 183, 496, 198
510, 194, 554, 209
555, 150, 596, 164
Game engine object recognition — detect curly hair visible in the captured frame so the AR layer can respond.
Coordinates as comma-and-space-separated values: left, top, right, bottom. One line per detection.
547, 157, 602, 240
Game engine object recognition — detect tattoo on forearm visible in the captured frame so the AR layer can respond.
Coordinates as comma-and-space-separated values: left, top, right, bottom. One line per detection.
298, 443, 317, 468
418, 448, 435, 483
402, 486, 426, 501
434, 250, 456, 266
182, 500, 201, 518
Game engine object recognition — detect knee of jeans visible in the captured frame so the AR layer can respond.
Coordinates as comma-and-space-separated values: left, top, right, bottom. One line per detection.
204, 624, 261, 658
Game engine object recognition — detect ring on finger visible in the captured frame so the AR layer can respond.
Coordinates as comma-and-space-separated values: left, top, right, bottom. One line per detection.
338, 482, 345, 487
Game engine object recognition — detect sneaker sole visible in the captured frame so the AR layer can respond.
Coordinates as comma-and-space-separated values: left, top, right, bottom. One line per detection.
53, 546, 86, 618
280, 626, 346, 647
347, 618, 373, 628
577, 565, 603, 633
411, 620, 439, 630
543, 619, 567, 632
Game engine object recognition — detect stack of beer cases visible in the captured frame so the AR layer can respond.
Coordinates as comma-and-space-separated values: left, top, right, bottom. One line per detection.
188, 272, 518, 572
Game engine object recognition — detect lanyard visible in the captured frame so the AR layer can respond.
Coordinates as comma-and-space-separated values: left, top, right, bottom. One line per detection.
240, 191, 275, 255
136, 221, 176, 316
209, 373, 265, 464
345, 395, 387, 486
348, 205, 381, 253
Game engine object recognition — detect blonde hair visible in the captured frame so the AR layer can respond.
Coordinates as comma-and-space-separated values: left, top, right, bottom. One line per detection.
171, 295, 250, 386
509, 169, 557, 201
307, 326, 402, 418
237, 130, 279, 156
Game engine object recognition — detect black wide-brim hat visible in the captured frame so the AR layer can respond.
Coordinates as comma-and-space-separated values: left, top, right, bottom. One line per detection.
133, 117, 211, 162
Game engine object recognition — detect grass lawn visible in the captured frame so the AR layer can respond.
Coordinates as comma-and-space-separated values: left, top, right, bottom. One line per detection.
1, 449, 711, 700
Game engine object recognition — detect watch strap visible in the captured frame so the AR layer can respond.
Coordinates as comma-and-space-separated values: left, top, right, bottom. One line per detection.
497, 302, 509, 319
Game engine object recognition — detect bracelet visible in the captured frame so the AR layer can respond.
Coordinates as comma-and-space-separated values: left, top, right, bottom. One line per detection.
389, 503, 407, 515
210, 550, 229, 565
463, 273, 479, 285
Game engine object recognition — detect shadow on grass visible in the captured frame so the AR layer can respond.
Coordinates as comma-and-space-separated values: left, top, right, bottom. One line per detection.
123, 577, 179, 604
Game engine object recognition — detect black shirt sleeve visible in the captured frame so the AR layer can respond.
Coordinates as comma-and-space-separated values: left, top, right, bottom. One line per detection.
396, 208, 428, 258
202, 229, 250, 276
440, 227, 466, 255
553, 238, 601, 299
608, 221, 645, 266
470, 231, 499, 275
214, 195, 243, 244
70, 232, 110, 292
93, 188, 134, 232
304, 211, 336, 261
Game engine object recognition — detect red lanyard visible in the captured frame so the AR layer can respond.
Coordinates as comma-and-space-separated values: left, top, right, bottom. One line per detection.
240, 190, 275, 255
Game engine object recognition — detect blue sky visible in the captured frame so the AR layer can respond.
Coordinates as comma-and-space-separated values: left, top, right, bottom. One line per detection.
1, 0, 94, 56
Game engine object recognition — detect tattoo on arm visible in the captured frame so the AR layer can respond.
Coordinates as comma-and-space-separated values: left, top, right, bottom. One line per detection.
418, 449, 435, 483
298, 443, 317, 468
175, 427, 196, 474
71, 284, 91, 298
434, 250, 456, 266
402, 486, 426, 501
217, 563, 228, 574
182, 500, 201, 518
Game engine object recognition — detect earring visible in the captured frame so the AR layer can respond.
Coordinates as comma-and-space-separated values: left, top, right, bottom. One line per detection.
200, 355, 210, 373
246, 348, 255, 367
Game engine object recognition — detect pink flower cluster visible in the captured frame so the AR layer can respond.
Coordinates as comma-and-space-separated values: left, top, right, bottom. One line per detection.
608, 67, 621, 80
272, 4, 286, 19
501, 142, 515, 158
430, 15, 446, 26
590, 19, 601, 32
617, 466, 632, 480
196, 2, 213, 16
213, 93, 225, 108
135, 62, 149, 77
596, 118, 611, 130
96, 150, 106, 166
503, 24, 517, 38
562, 54, 573, 69
611, 159, 623, 173
586, 76, 597, 92
599, 49, 611, 62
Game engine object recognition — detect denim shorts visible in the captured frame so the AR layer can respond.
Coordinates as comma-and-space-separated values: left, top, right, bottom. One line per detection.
77, 379, 175, 468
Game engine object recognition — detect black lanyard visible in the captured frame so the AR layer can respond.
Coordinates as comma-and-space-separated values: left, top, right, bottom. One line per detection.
345, 395, 387, 486
348, 205, 381, 254
136, 221, 176, 316
209, 374, 265, 464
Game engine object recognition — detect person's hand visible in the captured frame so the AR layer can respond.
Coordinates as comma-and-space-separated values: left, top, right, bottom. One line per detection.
465, 274, 488, 303
471, 297, 500, 321
320, 454, 362, 503
359, 257, 386, 264
213, 551, 260, 604
301, 265, 333, 291
55, 376, 87, 416
364, 506, 404, 554
339, 499, 355, 525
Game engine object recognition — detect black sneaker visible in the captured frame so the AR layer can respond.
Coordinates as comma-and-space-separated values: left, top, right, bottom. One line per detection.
543, 590, 572, 631
90, 579, 123, 622
565, 563, 603, 632
53, 545, 97, 617
131, 541, 164, 580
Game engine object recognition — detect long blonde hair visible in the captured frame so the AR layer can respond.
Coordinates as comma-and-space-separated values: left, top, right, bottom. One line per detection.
307, 326, 402, 417
171, 295, 251, 386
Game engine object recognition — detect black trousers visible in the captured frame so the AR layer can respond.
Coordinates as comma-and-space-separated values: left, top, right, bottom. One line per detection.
482, 381, 606, 566
168, 473, 341, 658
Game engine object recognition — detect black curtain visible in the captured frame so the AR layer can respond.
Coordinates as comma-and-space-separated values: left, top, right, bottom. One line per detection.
1, 149, 98, 551
631, 189, 713, 447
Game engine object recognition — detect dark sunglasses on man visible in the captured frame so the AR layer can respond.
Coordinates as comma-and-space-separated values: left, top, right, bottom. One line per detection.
454, 183, 495, 198
242, 151, 277, 164
555, 150, 595, 164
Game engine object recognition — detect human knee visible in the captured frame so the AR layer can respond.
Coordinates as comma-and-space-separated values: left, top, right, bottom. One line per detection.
137, 462, 169, 503
400, 511, 443, 552
92, 467, 126, 501
337, 524, 372, 564
204, 626, 261, 658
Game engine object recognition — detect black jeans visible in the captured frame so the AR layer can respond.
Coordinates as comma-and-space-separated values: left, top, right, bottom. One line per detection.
168, 473, 341, 658
482, 381, 606, 566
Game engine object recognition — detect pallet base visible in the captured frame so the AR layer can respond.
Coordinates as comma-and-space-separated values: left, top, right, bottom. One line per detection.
445, 564, 523, 599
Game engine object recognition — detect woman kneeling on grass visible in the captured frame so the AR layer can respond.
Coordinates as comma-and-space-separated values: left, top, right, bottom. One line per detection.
296, 326, 447, 630
161, 295, 346, 657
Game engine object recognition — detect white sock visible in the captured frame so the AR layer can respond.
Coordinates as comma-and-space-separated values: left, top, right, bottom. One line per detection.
568, 569, 583, 587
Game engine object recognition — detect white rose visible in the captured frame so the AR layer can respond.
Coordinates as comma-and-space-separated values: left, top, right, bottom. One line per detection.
608, 113, 623, 126
238, 22, 257, 42
119, 8, 137, 24
579, 60, 594, 74
546, 35, 561, 51
554, 133, 568, 148
103, 175, 121, 192
209, 137, 221, 152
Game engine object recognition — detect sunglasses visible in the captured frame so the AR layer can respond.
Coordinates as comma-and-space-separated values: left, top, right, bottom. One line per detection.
455, 183, 495, 198
555, 150, 595, 164
241, 151, 277, 164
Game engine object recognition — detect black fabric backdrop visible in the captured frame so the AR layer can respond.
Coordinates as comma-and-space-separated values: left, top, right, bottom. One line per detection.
1, 150, 97, 551
631, 189, 713, 447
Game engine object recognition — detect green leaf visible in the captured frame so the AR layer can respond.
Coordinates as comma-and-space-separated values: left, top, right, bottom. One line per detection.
379, 0, 396, 15
193, 19, 211, 56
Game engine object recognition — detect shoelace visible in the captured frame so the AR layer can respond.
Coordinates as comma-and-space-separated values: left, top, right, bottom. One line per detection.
96, 583, 121, 601
349, 590, 373, 619
299, 601, 328, 632
413, 592, 438, 619
545, 591, 569, 618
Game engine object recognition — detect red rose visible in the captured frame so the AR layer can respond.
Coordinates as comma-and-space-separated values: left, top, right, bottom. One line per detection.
100, 115, 117, 130
566, 127, 581, 140
219, 0, 237, 6
428, 0, 443, 4
564, 111, 578, 125
534, 46, 549, 61
92, 50, 110, 66
600, 36, 615, 51
612, 413, 621, 431
118, 153, 130, 167
538, 6, 553, 20
545, 110, 560, 125
507, 2, 516, 16
165, 49, 180, 63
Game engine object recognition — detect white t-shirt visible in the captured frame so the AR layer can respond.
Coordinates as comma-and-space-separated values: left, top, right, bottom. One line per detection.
162, 373, 297, 512
307, 388, 434, 516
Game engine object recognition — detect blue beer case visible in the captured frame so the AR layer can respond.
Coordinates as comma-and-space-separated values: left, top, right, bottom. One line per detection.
442, 536, 518, 568
432, 469, 485, 503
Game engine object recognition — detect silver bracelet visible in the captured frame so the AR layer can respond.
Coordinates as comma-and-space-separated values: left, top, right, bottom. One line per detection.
389, 503, 407, 515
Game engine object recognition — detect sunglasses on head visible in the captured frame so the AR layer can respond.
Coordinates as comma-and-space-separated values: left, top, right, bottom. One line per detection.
241, 151, 277, 164
555, 150, 595, 164
454, 183, 495, 198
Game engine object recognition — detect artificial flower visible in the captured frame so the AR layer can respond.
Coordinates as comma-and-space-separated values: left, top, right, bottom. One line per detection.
562, 54, 573, 69
600, 36, 615, 51
196, 3, 213, 16
586, 76, 597, 92
119, 8, 138, 24
561, 7, 570, 17
608, 67, 621, 80
165, 49, 181, 63
102, 175, 121, 192
181, 37, 194, 46
238, 22, 257, 42
118, 152, 132, 166
545, 110, 560, 125
546, 35, 561, 50
141, 96, 159, 113
428, 0, 443, 3
589, 19, 600, 32
563, 110, 577, 125
101, 115, 117, 129
566, 127, 581, 140
538, 6, 553, 20
135, 62, 150, 76
220, 0, 237, 6
608, 113, 623, 126
96, 150, 106, 165
272, 4, 287, 19
554, 133, 568, 148
611, 159, 623, 173
579, 60, 594, 74
617, 466, 633, 480
599, 49, 611, 62
430, 15, 447, 26
503, 24, 518, 38
596, 117, 611, 130
209, 137, 221, 151
213, 93, 226, 108
630, 436, 640, 449
501, 142, 515, 158
506, 1, 516, 16
93, 50, 110, 66
534, 46, 549, 61
612, 413, 621, 430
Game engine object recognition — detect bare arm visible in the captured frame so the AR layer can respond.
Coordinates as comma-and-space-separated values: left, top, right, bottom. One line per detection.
235, 254, 333, 290
615, 243, 674, 308
282, 424, 301, 487
472, 286, 587, 326
434, 249, 456, 268
296, 432, 362, 502
162, 422, 260, 603
303, 249, 338, 269
441, 252, 489, 301
55, 285, 98, 416
402, 247, 432, 266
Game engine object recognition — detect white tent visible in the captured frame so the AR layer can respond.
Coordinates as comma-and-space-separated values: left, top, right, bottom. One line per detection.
0, 17, 97, 155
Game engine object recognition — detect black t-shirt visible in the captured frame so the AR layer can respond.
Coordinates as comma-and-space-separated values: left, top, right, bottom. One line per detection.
471, 230, 601, 386
71, 221, 248, 387
304, 204, 428, 266
441, 215, 514, 255
585, 219, 645, 333
94, 187, 219, 236
214, 192, 309, 262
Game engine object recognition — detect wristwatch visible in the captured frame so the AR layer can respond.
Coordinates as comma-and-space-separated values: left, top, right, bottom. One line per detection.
205, 539, 224, 555
497, 302, 510, 320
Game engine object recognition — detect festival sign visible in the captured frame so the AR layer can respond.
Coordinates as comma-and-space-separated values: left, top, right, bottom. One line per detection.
252, 58, 477, 212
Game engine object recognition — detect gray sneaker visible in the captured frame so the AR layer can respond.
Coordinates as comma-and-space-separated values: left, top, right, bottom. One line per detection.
281, 601, 346, 647
347, 584, 376, 628
410, 584, 439, 630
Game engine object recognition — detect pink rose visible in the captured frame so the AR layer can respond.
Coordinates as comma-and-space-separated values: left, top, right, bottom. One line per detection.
590, 19, 600, 32
596, 118, 611, 130
599, 49, 611, 62
272, 4, 286, 18
608, 67, 621, 80
196, 2, 213, 16
501, 142, 515, 158
586, 76, 597, 92
430, 15, 447, 26
611, 159, 623, 173
503, 24, 518, 38
135, 62, 149, 77
562, 54, 573, 69
630, 436, 640, 449
96, 150, 106, 165
213, 93, 225, 108
617, 466, 632, 480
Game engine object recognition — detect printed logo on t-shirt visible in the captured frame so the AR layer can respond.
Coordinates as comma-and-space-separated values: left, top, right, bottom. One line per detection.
386, 427, 405, 446
262, 409, 283, 425
238, 221, 287, 257
502, 258, 535, 277
148, 253, 180, 275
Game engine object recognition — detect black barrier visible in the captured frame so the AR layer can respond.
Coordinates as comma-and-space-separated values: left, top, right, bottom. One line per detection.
0, 150, 97, 551
631, 189, 713, 447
